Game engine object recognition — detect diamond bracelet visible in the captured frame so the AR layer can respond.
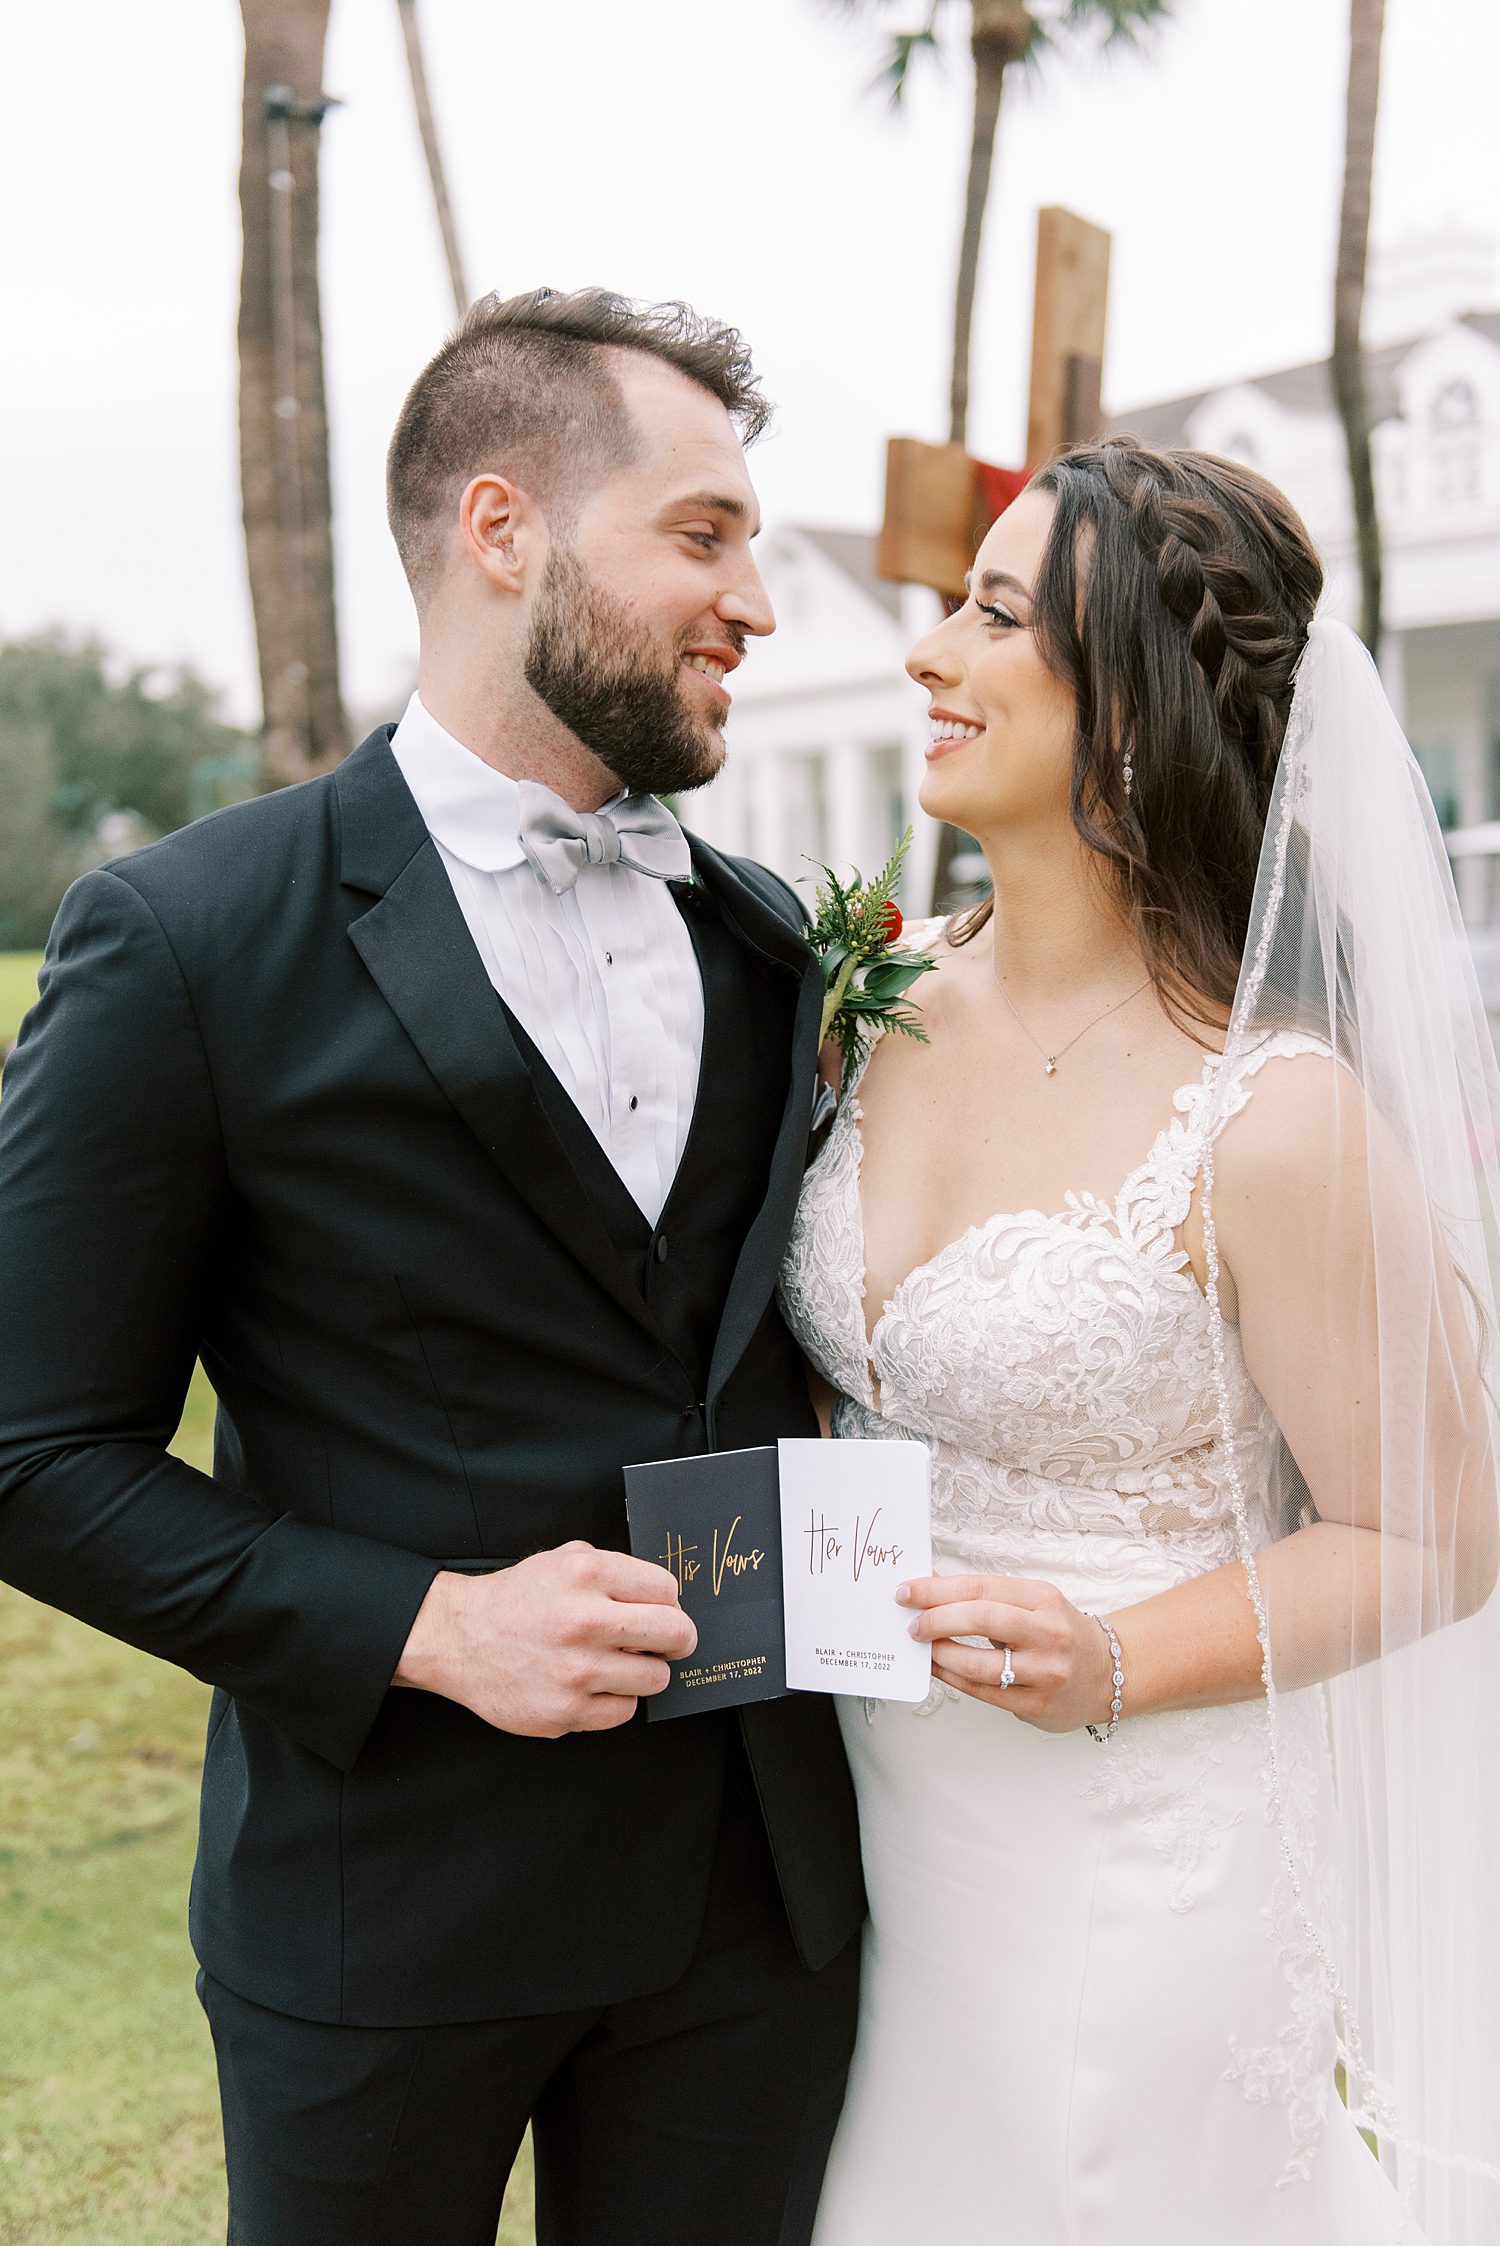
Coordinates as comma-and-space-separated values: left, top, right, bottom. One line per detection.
1084, 1612, 1125, 1742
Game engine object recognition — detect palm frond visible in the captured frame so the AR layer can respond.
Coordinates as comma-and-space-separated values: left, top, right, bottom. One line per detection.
817, 0, 951, 103
878, 25, 942, 103
817, 0, 950, 18
1060, 0, 1172, 46
1014, 14, 1055, 69
1019, 0, 1167, 74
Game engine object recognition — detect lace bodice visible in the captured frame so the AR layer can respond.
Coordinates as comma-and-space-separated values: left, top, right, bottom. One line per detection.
779, 976, 1327, 1595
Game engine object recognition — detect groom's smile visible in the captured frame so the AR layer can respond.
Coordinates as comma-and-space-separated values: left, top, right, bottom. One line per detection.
681, 644, 740, 705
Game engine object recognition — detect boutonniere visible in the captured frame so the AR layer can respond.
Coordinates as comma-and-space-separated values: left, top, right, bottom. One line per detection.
808, 828, 938, 1086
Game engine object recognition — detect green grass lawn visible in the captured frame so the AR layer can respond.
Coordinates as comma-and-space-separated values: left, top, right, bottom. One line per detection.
0, 956, 534, 2243
0, 951, 42, 1046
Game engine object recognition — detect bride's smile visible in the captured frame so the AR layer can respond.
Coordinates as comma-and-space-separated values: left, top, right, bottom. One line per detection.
909, 488, 1076, 841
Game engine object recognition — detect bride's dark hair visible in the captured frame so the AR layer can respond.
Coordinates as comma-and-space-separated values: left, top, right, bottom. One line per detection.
951, 435, 1324, 1035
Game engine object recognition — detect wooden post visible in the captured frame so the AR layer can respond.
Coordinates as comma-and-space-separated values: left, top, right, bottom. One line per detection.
873, 206, 1110, 910
877, 439, 1025, 604
877, 207, 1111, 593
1026, 205, 1111, 463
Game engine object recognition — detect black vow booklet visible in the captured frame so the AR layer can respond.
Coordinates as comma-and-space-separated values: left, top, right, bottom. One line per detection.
623, 1446, 787, 1720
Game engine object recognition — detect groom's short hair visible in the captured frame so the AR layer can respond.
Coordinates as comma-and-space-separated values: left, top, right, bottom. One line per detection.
386, 286, 771, 593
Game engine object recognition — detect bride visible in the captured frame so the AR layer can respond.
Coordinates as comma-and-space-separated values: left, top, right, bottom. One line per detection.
780, 436, 1500, 2241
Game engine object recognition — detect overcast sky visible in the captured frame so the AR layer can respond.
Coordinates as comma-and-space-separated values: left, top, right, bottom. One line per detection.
2, 0, 1496, 725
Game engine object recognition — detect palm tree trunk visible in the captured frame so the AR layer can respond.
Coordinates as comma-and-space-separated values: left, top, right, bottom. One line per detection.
929, 4, 1037, 911
947, 0, 1032, 448
933, 0, 1032, 910
948, 45, 1005, 449
237, 0, 348, 789
1332, 0, 1386, 661
395, 0, 469, 320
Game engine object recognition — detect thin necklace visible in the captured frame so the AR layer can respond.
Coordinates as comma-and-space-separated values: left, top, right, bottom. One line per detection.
992, 956, 1152, 1076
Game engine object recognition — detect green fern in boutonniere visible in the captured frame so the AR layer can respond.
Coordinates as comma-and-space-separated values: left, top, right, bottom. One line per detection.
808, 828, 938, 1086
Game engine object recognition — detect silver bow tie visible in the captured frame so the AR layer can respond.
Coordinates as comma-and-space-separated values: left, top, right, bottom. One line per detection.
515, 783, 692, 896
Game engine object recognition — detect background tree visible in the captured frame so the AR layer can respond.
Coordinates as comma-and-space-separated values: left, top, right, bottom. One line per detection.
237, 0, 348, 788
0, 719, 71, 953
1332, 0, 1386, 659
0, 633, 253, 948
828, 0, 1169, 448
828, 0, 1169, 909
396, 0, 470, 319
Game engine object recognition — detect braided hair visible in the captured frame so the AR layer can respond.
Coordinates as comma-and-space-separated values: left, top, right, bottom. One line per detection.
953, 435, 1324, 1032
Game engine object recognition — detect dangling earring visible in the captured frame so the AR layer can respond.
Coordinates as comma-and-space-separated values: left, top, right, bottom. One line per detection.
1123, 748, 1134, 804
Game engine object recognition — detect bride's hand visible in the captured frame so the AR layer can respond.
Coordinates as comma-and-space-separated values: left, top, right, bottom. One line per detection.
897, 1574, 1117, 1734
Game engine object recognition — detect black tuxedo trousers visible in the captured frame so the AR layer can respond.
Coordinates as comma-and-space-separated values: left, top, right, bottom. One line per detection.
198, 1737, 861, 2246
0, 730, 865, 2037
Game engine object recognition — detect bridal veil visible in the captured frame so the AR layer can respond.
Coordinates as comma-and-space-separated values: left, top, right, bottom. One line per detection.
1200, 615, 1500, 2237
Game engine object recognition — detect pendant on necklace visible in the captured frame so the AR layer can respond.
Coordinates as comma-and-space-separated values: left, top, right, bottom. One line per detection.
1044, 1057, 1057, 1075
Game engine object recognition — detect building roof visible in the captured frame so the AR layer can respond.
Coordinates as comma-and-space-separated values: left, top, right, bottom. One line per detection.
1106, 308, 1500, 447
794, 525, 906, 621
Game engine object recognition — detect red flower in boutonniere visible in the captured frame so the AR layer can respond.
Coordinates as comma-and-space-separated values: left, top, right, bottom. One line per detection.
806, 828, 938, 1087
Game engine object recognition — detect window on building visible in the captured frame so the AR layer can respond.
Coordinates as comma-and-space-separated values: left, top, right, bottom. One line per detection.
1431, 379, 1479, 431
1429, 378, 1482, 505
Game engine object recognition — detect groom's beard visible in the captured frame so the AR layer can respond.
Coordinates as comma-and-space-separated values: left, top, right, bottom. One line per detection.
524, 541, 737, 798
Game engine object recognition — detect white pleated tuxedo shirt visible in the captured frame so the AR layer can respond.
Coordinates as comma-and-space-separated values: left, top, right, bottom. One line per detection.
390, 694, 704, 1225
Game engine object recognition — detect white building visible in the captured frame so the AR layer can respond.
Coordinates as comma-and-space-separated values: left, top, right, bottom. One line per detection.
695, 232, 1500, 921
1113, 233, 1500, 898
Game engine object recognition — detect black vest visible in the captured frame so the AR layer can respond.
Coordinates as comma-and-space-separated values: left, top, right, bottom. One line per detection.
504, 879, 793, 1405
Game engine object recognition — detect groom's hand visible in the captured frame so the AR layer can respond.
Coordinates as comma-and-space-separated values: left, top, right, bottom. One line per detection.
393, 1542, 697, 1737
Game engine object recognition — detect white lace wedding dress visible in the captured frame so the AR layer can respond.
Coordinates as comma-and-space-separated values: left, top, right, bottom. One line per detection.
779, 950, 1412, 2242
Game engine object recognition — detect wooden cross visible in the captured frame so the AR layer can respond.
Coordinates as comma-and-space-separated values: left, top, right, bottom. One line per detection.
878, 206, 1112, 599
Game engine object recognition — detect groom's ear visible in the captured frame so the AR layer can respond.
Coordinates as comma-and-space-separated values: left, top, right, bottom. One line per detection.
458, 473, 541, 598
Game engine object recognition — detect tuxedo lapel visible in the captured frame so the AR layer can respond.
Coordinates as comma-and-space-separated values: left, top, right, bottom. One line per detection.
683, 837, 817, 980
336, 731, 665, 1343
686, 839, 825, 1407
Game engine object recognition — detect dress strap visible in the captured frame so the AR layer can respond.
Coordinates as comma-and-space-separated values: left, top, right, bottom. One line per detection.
1193, 1029, 1335, 1149
1113, 1034, 1332, 1258
900, 914, 950, 955
841, 1019, 885, 1106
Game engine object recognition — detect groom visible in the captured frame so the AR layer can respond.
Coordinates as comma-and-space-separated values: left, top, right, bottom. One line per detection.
0, 288, 863, 2243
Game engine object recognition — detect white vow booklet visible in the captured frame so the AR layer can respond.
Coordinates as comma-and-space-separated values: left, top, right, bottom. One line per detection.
623, 1436, 933, 1716
778, 1437, 933, 1702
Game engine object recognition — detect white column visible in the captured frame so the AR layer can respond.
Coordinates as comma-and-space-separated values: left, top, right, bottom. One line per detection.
748, 740, 787, 881
1378, 627, 1407, 731
904, 719, 939, 911
689, 757, 739, 853
1458, 693, 1489, 829
1452, 670, 1490, 925
828, 741, 868, 875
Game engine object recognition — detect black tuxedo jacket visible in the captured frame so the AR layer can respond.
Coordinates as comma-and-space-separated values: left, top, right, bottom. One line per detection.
0, 729, 864, 2026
